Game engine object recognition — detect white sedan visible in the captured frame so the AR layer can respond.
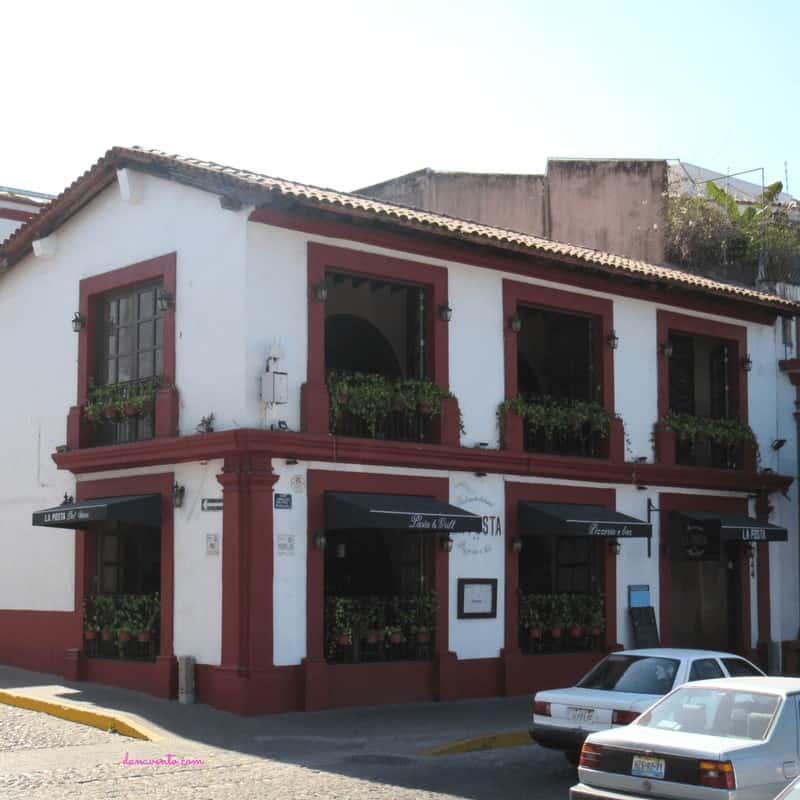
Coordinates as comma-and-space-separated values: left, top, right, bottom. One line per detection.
571, 676, 800, 800
529, 648, 763, 764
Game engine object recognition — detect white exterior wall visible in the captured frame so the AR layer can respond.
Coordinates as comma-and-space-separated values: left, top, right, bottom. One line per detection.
0, 174, 249, 612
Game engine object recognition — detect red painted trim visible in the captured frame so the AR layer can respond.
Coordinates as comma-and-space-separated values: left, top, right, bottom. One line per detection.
251, 207, 779, 325
657, 492, 749, 651
305, 469, 449, 710
52, 427, 793, 496
504, 482, 618, 661
78, 252, 176, 405
305, 242, 450, 434
216, 454, 279, 672
0, 208, 36, 222
0, 611, 77, 675
656, 310, 748, 421
502, 279, 614, 410
77, 473, 175, 656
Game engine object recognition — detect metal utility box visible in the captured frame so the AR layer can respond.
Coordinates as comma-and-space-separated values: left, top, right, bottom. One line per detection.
261, 371, 288, 404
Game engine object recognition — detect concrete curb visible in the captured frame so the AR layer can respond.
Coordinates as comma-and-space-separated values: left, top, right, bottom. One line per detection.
423, 730, 530, 756
0, 689, 158, 741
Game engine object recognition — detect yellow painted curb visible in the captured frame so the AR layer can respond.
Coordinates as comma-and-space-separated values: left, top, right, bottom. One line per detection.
423, 730, 530, 756
0, 690, 157, 741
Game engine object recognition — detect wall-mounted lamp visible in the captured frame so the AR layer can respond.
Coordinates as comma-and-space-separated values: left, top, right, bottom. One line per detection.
313, 531, 327, 551
71, 312, 85, 332
660, 341, 673, 358
286, 458, 299, 465
156, 289, 174, 312
508, 313, 522, 334
438, 303, 452, 322
741, 354, 753, 372
636, 485, 648, 491
474, 471, 487, 478
608, 539, 621, 556
61, 493, 75, 505
511, 536, 523, 554
440, 535, 454, 553
606, 329, 619, 350
744, 541, 756, 578
314, 281, 328, 302
335, 542, 346, 559
772, 439, 787, 451
172, 482, 185, 509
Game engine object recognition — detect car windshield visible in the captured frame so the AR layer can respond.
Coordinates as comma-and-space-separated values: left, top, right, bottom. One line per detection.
578, 655, 679, 695
637, 687, 781, 740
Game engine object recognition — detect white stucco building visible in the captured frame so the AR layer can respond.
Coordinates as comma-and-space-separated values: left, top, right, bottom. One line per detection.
0, 147, 798, 713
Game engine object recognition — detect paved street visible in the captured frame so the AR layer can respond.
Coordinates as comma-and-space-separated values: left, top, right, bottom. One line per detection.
0, 682, 577, 800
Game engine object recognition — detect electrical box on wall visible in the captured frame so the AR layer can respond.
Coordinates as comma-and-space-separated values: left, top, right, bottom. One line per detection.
261, 371, 288, 404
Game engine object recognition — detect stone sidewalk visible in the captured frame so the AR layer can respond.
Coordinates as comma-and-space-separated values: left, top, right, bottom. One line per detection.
0, 664, 576, 800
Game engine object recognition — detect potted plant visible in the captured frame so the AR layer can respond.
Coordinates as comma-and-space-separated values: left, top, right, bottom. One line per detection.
526, 595, 544, 639
589, 595, 605, 638
93, 595, 115, 641
567, 595, 584, 639
385, 626, 404, 645
415, 590, 437, 643
83, 596, 98, 640
548, 595, 565, 639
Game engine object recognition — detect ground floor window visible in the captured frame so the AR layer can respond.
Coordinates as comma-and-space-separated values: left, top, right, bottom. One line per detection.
324, 528, 437, 663
518, 535, 605, 654
83, 523, 161, 661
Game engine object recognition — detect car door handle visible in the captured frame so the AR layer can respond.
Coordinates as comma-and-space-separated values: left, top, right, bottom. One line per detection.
783, 761, 798, 780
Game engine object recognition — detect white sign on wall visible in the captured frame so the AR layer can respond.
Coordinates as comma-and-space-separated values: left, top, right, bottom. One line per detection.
277, 534, 295, 557
206, 533, 220, 556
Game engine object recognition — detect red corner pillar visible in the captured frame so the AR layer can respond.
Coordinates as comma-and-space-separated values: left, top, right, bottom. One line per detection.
217, 452, 279, 709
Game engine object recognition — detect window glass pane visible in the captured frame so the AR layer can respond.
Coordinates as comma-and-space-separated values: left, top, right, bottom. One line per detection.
118, 296, 133, 325
689, 658, 724, 681
102, 566, 118, 593
105, 359, 117, 384
138, 351, 153, 378
102, 535, 118, 560
155, 317, 163, 347
106, 300, 118, 327
106, 332, 117, 357
154, 348, 163, 376
117, 325, 133, 356
723, 658, 763, 677
579, 655, 680, 694
139, 289, 155, 318
117, 355, 133, 383
138, 321, 154, 350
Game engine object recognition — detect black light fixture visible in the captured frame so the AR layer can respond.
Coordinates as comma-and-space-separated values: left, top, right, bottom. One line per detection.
606, 329, 619, 350
608, 539, 621, 556
474, 471, 487, 478
741, 354, 753, 372
71, 312, 85, 332
173, 482, 185, 508
314, 281, 328, 302
313, 531, 327, 551
510, 536, 523, 554
440, 535, 454, 553
660, 341, 673, 358
772, 439, 787, 451
438, 303, 453, 323
156, 288, 173, 312
336, 542, 346, 559
509, 313, 522, 334
61, 493, 74, 505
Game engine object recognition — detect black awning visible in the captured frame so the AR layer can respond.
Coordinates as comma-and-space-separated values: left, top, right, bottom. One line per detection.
32, 495, 162, 530
519, 501, 652, 538
674, 511, 787, 542
325, 492, 482, 532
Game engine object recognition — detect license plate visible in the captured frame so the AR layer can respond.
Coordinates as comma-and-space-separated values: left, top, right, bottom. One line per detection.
631, 755, 665, 780
567, 707, 594, 723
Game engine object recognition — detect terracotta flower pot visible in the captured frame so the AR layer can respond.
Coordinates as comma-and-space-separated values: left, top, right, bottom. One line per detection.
118, 630, 131, 643
84, 408, 97, 422
389, 632, 403, 645
551, 626, 563, 639
366, 631, 379, 645
337, 634, 351, 646
104, 405, 119, 421
416, 631, 430, 644
590, 625, 602, 637
418, 401, 433, 416
84, 629, 97, 641
392, 396, 407, 413
101, 629, 113, 642
570, 626, 583, 639
137, 632, 151, 643
528, 627, 543, 640
125, 404, 139, 418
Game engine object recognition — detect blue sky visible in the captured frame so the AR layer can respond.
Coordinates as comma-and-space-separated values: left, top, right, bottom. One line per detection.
3, 0, 798, 197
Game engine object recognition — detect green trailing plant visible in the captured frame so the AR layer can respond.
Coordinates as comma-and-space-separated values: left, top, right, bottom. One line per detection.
327, 371, 464, 437
83, 596, 99, 632
658, 410, 758, 463
83, 377, 164, 424
497, 395, 614, 446
414, 590, 438, 633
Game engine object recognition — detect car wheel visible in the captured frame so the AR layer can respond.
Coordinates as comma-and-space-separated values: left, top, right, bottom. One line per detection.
564, 750, 580, 767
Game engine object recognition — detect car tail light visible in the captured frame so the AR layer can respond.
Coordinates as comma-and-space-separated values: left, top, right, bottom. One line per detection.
579, 742, 604, 769
612, 709, 639, 725
533, 700, 551, 717
698, 760, 735, 789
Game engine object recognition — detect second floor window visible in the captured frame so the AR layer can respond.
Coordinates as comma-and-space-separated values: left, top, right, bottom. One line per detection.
668, 333, 732, 419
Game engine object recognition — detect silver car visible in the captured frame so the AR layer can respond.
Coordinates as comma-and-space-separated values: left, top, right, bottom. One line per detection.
571, 677, 800, 800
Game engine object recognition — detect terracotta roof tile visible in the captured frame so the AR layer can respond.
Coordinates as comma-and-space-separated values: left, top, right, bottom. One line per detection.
1, 146, 798, 313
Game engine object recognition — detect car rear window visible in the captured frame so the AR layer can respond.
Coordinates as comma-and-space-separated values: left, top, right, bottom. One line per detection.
723, 658, 763, 677
637, 687, 780, 740
577, 655, 680, 695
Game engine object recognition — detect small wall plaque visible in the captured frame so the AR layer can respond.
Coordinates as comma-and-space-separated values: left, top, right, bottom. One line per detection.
274, 493, 292, 510
277, 533, 295, 556
206, 533, 220, 556
457, 578, 498, 619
